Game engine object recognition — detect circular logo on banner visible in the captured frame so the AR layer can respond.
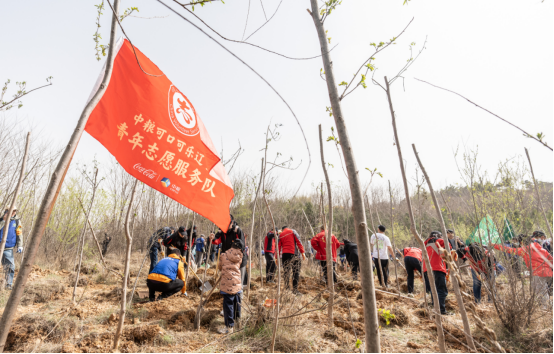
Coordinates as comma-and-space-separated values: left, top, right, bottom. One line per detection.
168, 85, 199, 136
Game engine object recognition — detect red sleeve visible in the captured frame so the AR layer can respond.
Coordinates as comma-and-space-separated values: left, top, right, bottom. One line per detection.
333, 236, 341, 250
212, 238, 222, 245
493, 243, 517, 255
437, 238, 449, 250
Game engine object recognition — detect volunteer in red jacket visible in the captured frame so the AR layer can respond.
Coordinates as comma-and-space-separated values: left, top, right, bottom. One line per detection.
456, 243, 496, 303
401, 247, 422, 294
277, 226, 305, 295
311, 225, 343, 283
494, 234, 553, 301
423, 231, 452, 315
264, 229, 277, 283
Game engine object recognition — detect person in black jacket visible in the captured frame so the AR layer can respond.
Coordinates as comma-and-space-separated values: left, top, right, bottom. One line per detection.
163, 226, 188, 260
101, 233, 111, 256
148, 227, 173, 273
343, 239, 359, 280
264, 229, 276, 283
211, 216, 247, 287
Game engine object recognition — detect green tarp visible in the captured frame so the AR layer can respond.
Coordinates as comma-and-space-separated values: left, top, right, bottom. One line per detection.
501, 218, 517, 241
466, 215, 502, 245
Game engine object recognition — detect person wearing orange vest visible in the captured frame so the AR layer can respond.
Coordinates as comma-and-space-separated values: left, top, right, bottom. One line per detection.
402, 247, 422, 294
493, 234, 553, 301
423, 231, 452, 315
277, 226, 305, 295
310, 225, 343, 283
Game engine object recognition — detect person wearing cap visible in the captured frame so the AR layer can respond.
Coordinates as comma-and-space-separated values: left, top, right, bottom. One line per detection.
423, 231, 453, 315
277, 226, 305, 295
0, 207, 23, 290
147, 248, 186, 301
149, 227, 173, 274
218, 238, 244, 334
163, 226, 189, 260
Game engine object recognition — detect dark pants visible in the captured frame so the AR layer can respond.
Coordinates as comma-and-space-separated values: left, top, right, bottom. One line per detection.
424, 270, 448, 314
320, 260, 337, 283
265, 252, 276, 282
350, 261, 360, 279
149, 251, 158, 274
222, 292, 242, 327
147, 278, 184, 301
404, 256, 422, 293
471, 269, 492, 303
195, 251, 204, 266
282, 253, 301, 291
373, 258, 389, 286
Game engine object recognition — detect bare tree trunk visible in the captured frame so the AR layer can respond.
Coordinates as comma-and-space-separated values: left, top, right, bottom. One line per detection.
113, 178, 138, 350
0, 2, 120, 349
0, 132, 30, 261
385, 76, 446, 352
72, 169, 99, 303
318, 125, 334, 329
525, 148, 553, 238
308, 2, 380, 351
247, 158, 264, 298
412, 144, 476, 351
388, 181, 400, 291
263, 161, 280, 353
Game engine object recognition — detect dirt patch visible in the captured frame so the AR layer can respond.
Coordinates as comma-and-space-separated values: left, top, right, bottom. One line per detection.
125, 324, 164, 343
6, 313, 77, 351
407, 341, 422, 349
21, 279, 65, 305
168, 308, 219, 331
67, 273, 89, 287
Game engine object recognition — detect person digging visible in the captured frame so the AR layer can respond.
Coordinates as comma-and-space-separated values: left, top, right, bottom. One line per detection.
147, 248, 186, 302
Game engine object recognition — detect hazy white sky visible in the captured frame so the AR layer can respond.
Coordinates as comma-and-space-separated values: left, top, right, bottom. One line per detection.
2, 0, 552, 195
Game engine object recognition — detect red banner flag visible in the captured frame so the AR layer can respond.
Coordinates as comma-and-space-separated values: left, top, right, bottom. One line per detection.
85, 38, 233, 232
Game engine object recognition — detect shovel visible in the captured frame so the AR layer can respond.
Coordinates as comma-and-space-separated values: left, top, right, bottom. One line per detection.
183, 259, 213, 293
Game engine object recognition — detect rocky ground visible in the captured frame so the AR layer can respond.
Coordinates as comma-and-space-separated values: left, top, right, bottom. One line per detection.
0, 252, 551, 353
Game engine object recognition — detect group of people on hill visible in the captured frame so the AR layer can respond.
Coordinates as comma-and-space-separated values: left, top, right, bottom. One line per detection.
146, 215, 249, 334
144, 213, 553, 334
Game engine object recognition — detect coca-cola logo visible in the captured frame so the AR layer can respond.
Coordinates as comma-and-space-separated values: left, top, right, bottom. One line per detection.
134, 163, 158, 180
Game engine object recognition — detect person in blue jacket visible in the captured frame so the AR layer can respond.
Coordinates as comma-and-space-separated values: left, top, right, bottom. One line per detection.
195, 234, 206, 265
0, 207, 23, 290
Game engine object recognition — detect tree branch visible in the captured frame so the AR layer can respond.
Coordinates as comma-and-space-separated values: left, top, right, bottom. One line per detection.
415, 78, 552, 151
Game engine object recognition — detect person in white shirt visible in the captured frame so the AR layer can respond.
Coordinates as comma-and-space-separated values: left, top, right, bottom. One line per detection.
370, 225, 394, 287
